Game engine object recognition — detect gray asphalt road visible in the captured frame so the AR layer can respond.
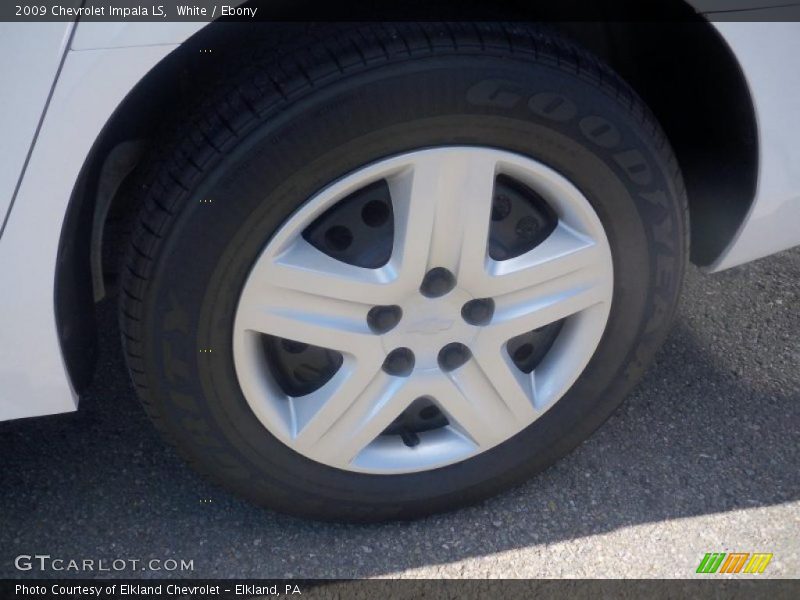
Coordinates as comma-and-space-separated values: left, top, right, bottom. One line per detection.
1, 249, 798, 579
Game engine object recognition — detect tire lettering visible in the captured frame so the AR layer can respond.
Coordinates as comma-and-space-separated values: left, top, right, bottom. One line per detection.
527, 92, 577, 122
614, 149, 653, 186
579, 115, 621, 149
466, 79, 523, 108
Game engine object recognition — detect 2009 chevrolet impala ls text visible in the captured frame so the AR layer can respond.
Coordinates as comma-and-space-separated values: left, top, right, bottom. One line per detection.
2, 5, 799, 521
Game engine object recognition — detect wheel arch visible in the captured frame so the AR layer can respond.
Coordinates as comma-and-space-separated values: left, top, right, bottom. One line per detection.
563, 20, 758, 268
54, 19, 245, 393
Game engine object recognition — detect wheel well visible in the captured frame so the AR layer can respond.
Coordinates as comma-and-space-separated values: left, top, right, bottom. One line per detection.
58, 9, 757, 392
561, 21, 757, 267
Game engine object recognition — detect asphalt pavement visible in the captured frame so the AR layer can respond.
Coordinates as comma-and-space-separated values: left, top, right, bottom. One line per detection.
1, 248, 798, 579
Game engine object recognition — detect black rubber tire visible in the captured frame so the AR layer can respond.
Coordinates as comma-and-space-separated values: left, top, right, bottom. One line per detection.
119, 23, 688, 522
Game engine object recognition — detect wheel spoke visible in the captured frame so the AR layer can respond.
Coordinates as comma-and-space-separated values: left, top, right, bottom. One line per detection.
236, 283, 382, 357
388, 149, 497, 288
292, 367, 417, 467
470, 340, 539, 421
482, 224, 612, 342
252, 236, 401, 306
483, 223, 603, 295
433, 362, 534, 449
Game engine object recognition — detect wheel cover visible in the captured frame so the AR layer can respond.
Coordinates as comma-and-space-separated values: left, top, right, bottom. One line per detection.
232, 147, 613, 474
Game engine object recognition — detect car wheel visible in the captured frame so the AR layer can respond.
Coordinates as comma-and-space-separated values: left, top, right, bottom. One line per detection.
119, 23, 687, 521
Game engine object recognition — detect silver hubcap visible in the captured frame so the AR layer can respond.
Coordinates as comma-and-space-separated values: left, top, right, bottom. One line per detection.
232, 147, 613, 474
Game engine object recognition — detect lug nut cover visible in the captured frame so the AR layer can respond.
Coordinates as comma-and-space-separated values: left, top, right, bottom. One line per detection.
461, 298, 495, 326
367, 305, 403, 334
438, 342, 472, 372
383, 347, 415, 376
420, 267, 456, 298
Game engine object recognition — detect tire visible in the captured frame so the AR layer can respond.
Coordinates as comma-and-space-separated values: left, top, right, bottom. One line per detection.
119, 23, 687, 521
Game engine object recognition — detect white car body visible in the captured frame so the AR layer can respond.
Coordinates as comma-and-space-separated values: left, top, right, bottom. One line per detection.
1, 16, 799, 422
